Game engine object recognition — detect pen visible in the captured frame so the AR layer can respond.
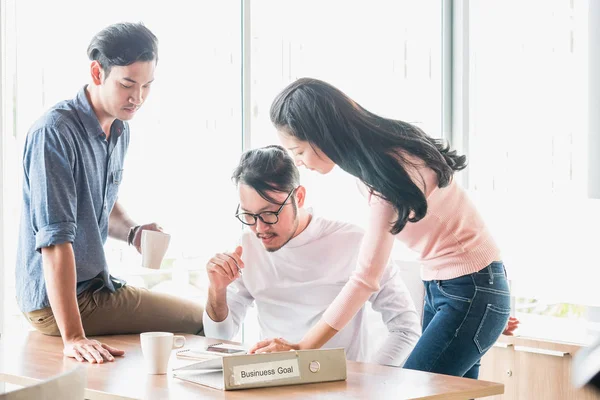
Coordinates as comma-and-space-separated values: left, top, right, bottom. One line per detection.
225, 254, 242, 276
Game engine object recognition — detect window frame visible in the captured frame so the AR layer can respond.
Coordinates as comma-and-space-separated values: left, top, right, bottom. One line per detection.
0, 0, 6, 340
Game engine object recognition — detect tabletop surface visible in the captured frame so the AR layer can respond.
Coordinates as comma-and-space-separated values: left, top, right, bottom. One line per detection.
0, 331, 504, 400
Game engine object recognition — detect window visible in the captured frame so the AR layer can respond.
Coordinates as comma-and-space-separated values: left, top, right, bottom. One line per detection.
464, 0, 598, 341
249, 0, 442, 231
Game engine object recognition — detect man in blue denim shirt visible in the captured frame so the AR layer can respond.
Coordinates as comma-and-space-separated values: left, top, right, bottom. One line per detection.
16, 23, 204, 364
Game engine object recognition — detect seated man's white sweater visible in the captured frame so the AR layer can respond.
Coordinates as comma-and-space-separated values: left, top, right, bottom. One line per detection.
203, 211, 421, 366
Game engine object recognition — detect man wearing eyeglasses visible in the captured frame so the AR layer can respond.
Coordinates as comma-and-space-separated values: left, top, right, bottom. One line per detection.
203, 145, 421, 365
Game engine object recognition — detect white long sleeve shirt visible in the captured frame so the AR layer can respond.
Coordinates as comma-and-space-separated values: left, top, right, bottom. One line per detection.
203, 212, 421, 365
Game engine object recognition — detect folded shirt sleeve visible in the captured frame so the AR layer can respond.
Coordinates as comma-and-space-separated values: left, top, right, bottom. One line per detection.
24, 127, 78, 252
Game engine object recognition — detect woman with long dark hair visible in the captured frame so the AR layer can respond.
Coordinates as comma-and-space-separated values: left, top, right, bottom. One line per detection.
250, 78, 518, 379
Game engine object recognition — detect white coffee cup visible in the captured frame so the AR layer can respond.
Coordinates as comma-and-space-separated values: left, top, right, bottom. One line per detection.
140, 332, 186, 375
141, 230, 171, 269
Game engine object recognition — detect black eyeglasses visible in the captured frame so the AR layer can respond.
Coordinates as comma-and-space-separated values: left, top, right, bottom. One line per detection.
235, 188, 296, 226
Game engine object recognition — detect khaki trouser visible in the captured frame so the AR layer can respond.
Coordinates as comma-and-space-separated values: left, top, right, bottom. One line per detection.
23, 280, 204, 336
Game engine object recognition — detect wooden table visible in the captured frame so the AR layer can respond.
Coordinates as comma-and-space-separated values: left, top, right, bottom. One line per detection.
0, 331, 503, 399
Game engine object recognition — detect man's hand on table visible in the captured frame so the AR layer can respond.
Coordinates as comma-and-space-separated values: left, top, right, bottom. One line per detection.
64, 336, 124, 363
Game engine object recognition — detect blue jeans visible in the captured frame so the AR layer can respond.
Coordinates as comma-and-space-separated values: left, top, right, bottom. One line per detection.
403, 262, 511, 379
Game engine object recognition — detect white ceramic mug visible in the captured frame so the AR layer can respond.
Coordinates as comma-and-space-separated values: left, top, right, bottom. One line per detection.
140, 332, 185, 375
141, 230, 171, 269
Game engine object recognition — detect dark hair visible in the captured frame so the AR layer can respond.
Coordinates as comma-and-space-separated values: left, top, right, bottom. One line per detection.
270, 78, 467, 234
232, 145, 300, 204
87, 22, 158, 76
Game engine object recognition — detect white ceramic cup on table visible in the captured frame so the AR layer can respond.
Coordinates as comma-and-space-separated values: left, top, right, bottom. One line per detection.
140, 332, 186, 375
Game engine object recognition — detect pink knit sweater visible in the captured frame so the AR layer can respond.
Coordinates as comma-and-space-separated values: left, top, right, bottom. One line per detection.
322, 158, 501, 331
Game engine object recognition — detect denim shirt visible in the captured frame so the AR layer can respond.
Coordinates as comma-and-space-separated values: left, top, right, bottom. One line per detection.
16, 86, 129, 313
